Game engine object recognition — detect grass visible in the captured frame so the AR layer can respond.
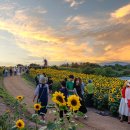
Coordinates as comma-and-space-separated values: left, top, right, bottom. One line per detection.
22, 73, 36, 88
0, 76, 16, 107
0, 73, 34, 122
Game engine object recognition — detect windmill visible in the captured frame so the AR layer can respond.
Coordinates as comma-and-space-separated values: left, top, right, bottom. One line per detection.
43, 58, 48, 68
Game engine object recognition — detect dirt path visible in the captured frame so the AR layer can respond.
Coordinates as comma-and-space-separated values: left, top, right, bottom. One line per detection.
3, 76, 130, 130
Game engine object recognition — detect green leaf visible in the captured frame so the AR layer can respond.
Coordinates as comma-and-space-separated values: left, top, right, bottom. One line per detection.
32, 114, 38, 118
39, 120, 46, 125
11, 126, 17, 130
47, 122, 56, 130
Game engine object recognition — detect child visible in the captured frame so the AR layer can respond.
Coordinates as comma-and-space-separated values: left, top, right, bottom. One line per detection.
119, 81, 128, 122
47, 77, 53, 94
125, 80, 130, 124
59, 81, 69, 120
33, 75, 49, 121
66, 75, 75, 96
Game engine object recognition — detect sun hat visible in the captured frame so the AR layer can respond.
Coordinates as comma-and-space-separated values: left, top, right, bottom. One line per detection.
39, 75, 47, 84
126, 80, 130, 87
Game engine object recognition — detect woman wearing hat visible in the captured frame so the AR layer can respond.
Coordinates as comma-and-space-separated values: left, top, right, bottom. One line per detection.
33, 75, 49, 121
125, 80, 130, 124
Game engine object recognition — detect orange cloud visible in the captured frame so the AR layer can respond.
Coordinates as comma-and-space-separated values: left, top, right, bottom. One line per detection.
0, 3, 130, 65
111, 4, 130, 19
104, 43, 130, 61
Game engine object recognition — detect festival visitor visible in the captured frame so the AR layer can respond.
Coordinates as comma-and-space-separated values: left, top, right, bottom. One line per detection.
59, 81, 69, 120
74, 78, 88, 119
79, 77, 85, 95
13, 67, 17, 76
64, 78, 68, 84
3, 68, 5, 77
5, 68, 8, 77
47, 77, 53, 94
35, 74, 40, 86
9, 68, 13, 76
33, 75, 49, 121
119, 81, 128, 122
86, 80, 94, 107
66, 75, 75, 96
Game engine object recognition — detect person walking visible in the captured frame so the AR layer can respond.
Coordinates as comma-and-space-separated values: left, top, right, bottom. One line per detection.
33, 75, 49, 121
5, 68, 8, 77
86, 80, 94, 107
59, 81, 69, 121
79, 78, 85, 96
3, 68, 5, 77
13, 67, 17, 76
47, 77, 53, 94
64, 78, 68, 84
66, 75, 75, 96
35, 74, 40, 86
9, 68, 13, 76
119, 81, 128, 122
74, 78, 88, 119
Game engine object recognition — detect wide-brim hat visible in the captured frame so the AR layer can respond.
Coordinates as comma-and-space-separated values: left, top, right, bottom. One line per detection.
126, 80, 130, 87
39, 75, 47, 84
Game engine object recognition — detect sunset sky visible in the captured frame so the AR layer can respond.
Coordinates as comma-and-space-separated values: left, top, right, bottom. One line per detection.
0, 0, 130, 66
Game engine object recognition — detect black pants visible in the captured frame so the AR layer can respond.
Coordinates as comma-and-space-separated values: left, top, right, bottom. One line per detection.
79, 98, 87, 113
59, 110, 67, 118
59, 110, 70, 121
86, 94, 94, 107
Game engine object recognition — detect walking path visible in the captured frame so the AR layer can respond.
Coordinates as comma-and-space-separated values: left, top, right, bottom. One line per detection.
3, 76, 130, 130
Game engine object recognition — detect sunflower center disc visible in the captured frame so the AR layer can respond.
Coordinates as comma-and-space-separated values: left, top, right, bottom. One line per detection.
56, 96, 63, 103
18, 122, 22, 127
71, 100, 77, 106
36, 105, 39, 109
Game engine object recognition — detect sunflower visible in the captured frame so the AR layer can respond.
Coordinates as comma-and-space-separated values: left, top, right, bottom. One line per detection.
16, 96, 24, 101
116, 94, 121, 99
34, 103, 42, 111
98, 96, 102, 100
67, 95, 81, 111
16, 119, 25, 129
52, 91, 66, 106
111, 98, 115, 102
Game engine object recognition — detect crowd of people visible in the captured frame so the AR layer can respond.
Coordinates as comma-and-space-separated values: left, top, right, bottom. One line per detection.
2, 66, 28, 77
3, 67, 130, 124
33, 73, 95, 122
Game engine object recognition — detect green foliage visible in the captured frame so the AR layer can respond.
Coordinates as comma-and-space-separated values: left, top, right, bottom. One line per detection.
93, 93, 109, 110
22, 73, 36, 86
59, 62, 130, 77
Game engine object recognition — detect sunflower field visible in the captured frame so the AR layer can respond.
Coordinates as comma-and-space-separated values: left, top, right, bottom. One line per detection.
29, 68, 125, 116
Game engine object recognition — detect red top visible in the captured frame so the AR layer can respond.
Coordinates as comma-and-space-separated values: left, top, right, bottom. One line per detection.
122, 87, 126, 98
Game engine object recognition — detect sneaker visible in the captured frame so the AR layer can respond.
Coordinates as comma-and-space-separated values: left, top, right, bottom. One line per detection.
84, 114, 88, 119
